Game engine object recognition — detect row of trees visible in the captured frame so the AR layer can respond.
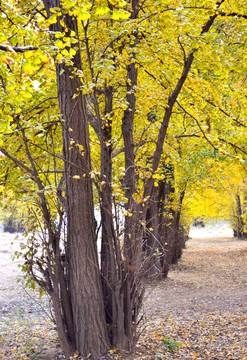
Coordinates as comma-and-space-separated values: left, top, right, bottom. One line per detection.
0, 0, 247, 358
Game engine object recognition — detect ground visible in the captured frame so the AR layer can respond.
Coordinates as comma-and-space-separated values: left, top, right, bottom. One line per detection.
0, 223, 247, 359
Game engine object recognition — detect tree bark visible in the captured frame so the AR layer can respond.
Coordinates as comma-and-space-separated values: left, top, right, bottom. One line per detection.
42, 1, 110, 357
235, 193, 244, 238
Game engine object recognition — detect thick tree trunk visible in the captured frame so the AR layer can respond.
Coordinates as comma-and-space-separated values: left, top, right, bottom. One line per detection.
42, 1, 110, 357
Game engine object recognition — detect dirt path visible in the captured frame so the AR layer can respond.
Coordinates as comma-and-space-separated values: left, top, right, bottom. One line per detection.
136, 224, 247, 359
0, 233, 57, 360
1, 225, 247, 359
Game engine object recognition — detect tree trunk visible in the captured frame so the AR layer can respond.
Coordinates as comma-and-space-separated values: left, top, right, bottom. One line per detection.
118, 0, 144, 350
144, 164, 188, 278
42, 1, 110, 357
234, 193, 244, 238
100, 85, 119, 343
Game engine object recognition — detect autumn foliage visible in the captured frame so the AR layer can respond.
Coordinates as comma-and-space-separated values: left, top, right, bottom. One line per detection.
0, 0, 247, 358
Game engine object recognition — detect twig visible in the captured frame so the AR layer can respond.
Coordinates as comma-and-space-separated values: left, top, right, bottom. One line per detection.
23, 288, 54, 322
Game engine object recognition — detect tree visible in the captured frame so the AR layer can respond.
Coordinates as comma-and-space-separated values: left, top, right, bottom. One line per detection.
1, 0, 247, 358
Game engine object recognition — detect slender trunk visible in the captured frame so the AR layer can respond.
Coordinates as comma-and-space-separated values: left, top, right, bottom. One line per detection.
235, 193, 244, 238
119, 0, 144, 350
170, 190, 186, 264
144, 184, 165, 278
100, 85, 118, 338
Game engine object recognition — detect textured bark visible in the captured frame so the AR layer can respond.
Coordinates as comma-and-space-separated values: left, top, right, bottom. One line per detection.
140, 6, 223, 279
144, 167, 175, 278
144, 165, 188, 278
234, 193, 244, 238
100, 85, 119, 342
42, 1, 110, 357
120, 0, 144, 350
41, 1, 222, 356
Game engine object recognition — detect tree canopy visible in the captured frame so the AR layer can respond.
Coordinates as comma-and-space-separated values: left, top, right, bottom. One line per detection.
0, 0, 247, 358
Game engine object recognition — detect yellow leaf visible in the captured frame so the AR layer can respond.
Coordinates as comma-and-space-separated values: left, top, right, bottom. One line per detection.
39, 52, 51, 64
111, 6, 130, 19
76, 144, 84, 152
55, 39, 65, 49
23, 63, 35, 76
69, 47, 76, 57
95, 6, 110, 15
112, 10, 121, 20
56, 53, 63, 61
73, 175, 80, 179
61, 49, 69, 56
47, 14, 57, 26
78, 11, 91, 23
118, 0, 127, 7
15, 107, 22, 115
2, 56, 14, 65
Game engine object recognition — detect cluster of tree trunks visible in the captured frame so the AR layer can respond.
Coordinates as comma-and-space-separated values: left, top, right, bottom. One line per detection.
143, 162, 188, 278
3, 216, 22, 233
0, 1, 226, 359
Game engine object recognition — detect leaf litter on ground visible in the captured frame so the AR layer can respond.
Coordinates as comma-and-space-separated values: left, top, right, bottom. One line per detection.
1, 226, 247, 359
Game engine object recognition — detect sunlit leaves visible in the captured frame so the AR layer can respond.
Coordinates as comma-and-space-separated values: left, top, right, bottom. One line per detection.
111, 9, 130, 20
1, 0, 247, 263
95, 6, 110, 15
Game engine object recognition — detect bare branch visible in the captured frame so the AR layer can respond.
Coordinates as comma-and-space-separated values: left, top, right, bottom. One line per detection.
149, 51, 195, 176
177, 35, 186, 63
29, 141, 88, 172
25, 97, 58, 114
205, 99, 247, 128
201, 1, 225, 34
0, 44, 38, 52
218, 11, 247, 20
218, 138, 247, 155
172, 133, 200, 139
176, 101, 218, 152
112, 140, 155, 158
138, 62, 167, 90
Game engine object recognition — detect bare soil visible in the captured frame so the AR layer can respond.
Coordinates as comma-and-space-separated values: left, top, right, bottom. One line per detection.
1, 224, 247, 359
0, 233, 58, 360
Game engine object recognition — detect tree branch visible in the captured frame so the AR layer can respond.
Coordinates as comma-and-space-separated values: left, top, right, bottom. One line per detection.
172, 133, 200, 139
219, 11, 247, 20
201, 0, 225, 34
0, 148, 34, 174
218, 138, 247, 155
176, 101, 218, 151
205, 99, 247, 128
142, 0, 225, 202
150, 51, 195, 175
112, 140, 155, 158
0, 44, 38, 52
25, 97, 58, 114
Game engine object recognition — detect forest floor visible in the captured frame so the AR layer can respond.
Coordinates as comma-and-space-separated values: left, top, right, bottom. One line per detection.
0, 223, 247, 360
